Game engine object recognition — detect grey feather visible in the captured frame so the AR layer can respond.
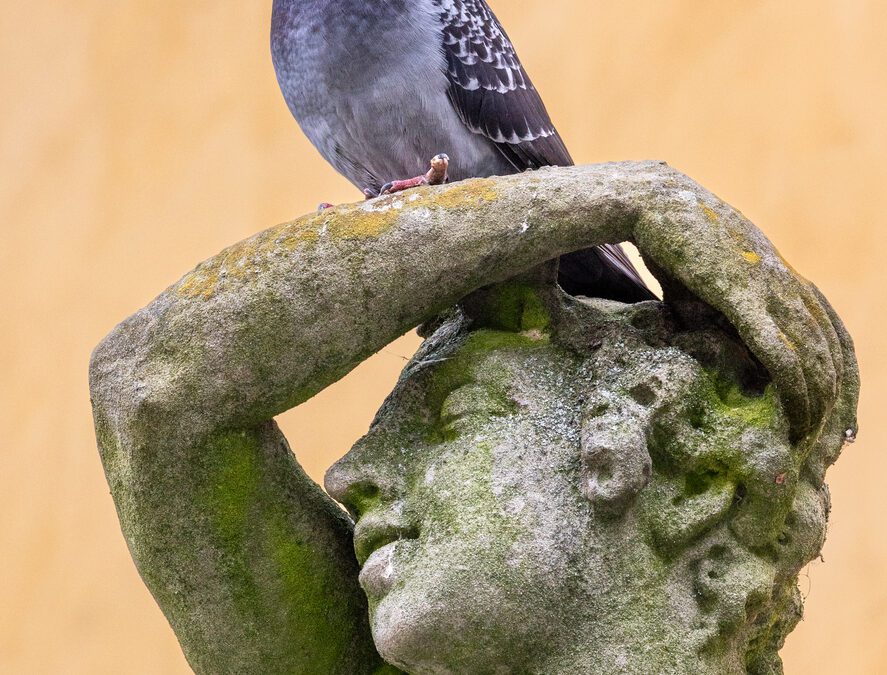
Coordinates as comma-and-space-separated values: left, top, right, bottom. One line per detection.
271, 0, 654, 302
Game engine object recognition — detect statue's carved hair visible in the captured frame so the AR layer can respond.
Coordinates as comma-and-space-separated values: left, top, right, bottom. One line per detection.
564, 296, 835, 670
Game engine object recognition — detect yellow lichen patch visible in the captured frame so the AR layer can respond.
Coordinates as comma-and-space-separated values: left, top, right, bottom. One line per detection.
422, 178, 499, 210
273, 213, 326, 250
701, 204, 720, 224
777, 330, 797, 352
175, 213, 328, 299
742, 250, 761, 264
176, 241, 268, 300
326, 201, 401, 239
175, 181, 498, 301
177, 267, 220, 300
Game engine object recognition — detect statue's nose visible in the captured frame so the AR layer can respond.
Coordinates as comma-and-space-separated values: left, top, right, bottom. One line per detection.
325, 455, 388, 520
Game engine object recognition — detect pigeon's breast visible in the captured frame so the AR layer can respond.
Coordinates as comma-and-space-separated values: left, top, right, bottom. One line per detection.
272, 0, 509, 191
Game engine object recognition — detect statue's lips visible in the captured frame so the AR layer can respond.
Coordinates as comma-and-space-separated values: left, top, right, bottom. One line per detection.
353, 517, 418, 566
354, 514, 419, 597
358, 541, 401, 597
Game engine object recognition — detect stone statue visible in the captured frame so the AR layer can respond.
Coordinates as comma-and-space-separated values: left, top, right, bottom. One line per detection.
89, 163, 858, 674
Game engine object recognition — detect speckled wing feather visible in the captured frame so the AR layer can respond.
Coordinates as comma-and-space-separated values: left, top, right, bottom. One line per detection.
434, 0, 654, 300
434, 0, 573, 170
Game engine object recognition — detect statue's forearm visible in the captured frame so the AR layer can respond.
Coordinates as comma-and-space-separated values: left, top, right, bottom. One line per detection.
91, 164, 657, 445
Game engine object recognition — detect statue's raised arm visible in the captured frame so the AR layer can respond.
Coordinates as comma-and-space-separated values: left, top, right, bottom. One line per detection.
89, 162, 857, 674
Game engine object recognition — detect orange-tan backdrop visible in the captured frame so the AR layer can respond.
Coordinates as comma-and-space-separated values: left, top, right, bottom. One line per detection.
2, 1, 884, 673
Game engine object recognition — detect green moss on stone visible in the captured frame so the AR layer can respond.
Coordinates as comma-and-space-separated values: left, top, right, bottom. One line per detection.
423, 329, 547, 442
372, 665, 405, 675
196, 431, 267, 624
195, 429, 384, 672
266, 512, 361, 673
203, 431, 262, 546
468, 282, 552, 333
706, 369, 778, 428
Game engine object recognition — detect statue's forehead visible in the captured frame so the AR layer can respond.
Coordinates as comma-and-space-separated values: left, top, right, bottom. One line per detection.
404, 330, 578, 409
345, 337, 583, 490
360, 330, 584, 456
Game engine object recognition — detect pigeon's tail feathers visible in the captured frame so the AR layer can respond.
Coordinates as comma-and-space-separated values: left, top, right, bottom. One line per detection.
594, 244, 654, 297
558, 245, 658, 304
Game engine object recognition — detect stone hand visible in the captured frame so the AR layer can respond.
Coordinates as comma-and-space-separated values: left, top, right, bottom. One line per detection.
631, 186, 856, 442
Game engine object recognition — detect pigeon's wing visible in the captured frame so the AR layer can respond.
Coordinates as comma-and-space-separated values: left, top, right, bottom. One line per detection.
434, 0, 654, 301
434, 0, 572, 170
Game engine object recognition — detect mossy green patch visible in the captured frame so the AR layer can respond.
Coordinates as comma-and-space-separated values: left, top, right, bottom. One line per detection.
424, 329, 547, 420
707, 371, 778, 428
744, 583, 801, 674
467, 282, 552, 333
197, 430, 266, 622
638, 473, 735, 556
373, 665, 405, 675
196, 428, 382, 672
202, 431, 262, 547
266, 512, 361, 673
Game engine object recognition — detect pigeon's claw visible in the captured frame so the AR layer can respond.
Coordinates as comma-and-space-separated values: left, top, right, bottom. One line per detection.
380, 154, 450, 196
380, 175, 428, 196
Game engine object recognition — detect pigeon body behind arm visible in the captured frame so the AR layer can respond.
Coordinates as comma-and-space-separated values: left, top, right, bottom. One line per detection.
271, 0, 654, 302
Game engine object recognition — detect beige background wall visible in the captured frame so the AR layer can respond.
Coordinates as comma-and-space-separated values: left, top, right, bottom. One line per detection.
1, 1, 884, 672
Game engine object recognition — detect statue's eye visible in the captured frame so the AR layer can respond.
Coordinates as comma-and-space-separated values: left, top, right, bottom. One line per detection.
438, 383, 515, 438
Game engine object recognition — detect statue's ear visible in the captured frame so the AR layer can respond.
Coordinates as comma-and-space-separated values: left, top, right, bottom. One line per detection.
579, 414, 652, 517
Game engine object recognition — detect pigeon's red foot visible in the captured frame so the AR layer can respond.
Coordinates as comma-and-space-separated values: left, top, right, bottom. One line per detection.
380, 175, 428, 195
317, 202, 334, 212
380, 154, 449, 196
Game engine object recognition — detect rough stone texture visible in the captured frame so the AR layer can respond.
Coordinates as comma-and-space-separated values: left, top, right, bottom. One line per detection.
89, 162, 858, 674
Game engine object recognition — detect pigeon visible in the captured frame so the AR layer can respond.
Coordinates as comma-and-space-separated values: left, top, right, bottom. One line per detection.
270, 0, 655, 302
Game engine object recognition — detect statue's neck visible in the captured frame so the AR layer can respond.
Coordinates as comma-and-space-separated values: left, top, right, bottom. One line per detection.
539, 631, 735, 675
526, 557, 747, 675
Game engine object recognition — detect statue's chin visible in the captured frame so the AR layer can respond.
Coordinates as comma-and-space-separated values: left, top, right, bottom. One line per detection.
366, 565, 474, 671
368, 589, 436, 672
359, 539, 440, 668
361, 519, 573, 671
367, 564, 528, 673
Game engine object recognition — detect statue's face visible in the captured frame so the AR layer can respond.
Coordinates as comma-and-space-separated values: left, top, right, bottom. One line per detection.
325, 330, 599, 671
323, 290, 831, 672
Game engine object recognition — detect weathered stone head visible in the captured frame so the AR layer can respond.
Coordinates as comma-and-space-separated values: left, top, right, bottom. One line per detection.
326, 279, 850, 674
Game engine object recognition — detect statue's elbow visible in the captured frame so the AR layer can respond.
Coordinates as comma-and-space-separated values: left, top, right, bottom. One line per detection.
89, 317, 180, 451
